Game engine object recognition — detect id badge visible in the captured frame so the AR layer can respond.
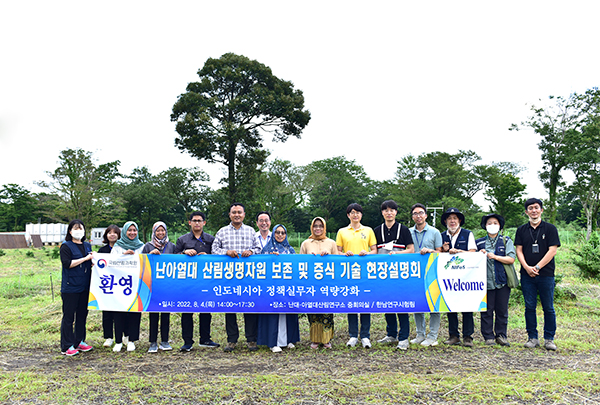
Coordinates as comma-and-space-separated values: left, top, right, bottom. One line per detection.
532, 244, 539, 254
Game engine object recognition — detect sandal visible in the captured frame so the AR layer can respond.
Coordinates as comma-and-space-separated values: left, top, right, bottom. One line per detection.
310, 342, 319, 349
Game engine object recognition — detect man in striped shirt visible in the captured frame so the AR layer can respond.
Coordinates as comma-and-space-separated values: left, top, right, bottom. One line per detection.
212, 203, 262, 352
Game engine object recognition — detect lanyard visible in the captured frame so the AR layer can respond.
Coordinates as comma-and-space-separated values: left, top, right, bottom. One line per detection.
258, 234, 270, 249
414, 229, 426, 250
529, 226, 541, 244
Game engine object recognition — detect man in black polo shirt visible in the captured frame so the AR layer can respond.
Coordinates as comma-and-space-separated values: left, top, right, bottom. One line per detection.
373, 200, 415, 350
514, 198, 561, 351
174, 211, 219, 351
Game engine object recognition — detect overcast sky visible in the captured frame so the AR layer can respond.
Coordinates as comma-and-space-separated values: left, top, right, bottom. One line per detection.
1, 1, 597, 209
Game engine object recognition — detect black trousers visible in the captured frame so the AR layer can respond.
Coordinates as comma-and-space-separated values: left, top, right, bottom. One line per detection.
225, 313, 258, 343
114, 312, 141, 343
149, 313, 170, 343
481, 285, 511, 339
181, 313, 213, 345
102, 311, 115, 339
447, 312, 474, 338
60, 291, 89, 352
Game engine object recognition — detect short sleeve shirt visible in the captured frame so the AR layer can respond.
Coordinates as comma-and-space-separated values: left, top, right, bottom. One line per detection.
373, 222, 413, 252
336, 224, 377, 254
514, 221, 560, 277
409, 224, 443, 251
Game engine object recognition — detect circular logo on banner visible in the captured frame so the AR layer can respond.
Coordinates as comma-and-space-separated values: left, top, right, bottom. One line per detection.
97, 259, 107, 269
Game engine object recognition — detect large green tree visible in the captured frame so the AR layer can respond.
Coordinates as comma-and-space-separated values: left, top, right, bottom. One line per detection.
252, 159, 320, 229
479, 163, 526, 228
37, 148, 121, 228
171, 53, 311, 203
566, 89, 600, 239
0, 184, 38, 231
305, 157, 371, 231
510, 94, 585, 223
120, 167, 172, 242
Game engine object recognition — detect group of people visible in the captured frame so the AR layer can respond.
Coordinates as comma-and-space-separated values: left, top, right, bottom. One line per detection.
59, 197, 560, 356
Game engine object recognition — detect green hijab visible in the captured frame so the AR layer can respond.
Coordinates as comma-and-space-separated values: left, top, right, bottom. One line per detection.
115, 221, 144, 251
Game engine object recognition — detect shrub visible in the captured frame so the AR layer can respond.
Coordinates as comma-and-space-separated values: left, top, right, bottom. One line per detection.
0, 249, 5, 257
51, 247, 60, 260
25, 251, 35, 258
573, 233, 600, 279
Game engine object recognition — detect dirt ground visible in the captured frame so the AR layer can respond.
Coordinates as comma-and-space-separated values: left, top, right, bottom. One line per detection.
2, 342, 599, 381
2, 341, 600, 405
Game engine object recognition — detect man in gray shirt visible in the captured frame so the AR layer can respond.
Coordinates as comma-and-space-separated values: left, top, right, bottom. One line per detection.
212, 203, 261, 352
409, 203, 443, 347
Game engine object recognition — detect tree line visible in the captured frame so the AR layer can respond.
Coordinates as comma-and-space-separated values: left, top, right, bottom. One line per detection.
1, 53, 598, 240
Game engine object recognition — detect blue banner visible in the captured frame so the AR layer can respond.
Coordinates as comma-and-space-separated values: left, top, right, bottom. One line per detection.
90, 252, 487, 314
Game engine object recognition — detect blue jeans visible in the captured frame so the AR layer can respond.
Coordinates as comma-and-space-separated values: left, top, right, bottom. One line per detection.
348, 314, 371, 339
413, 313, 441, 340
521, 274, 556, 340
384, 313, 410, 340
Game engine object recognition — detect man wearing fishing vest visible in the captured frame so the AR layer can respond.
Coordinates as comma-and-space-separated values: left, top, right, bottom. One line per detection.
373, 200, 415, 350
441, 207, 477, 347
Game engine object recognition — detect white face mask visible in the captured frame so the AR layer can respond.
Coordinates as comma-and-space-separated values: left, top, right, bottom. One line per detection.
71, 229, 85, 240
486, 224, 500, 235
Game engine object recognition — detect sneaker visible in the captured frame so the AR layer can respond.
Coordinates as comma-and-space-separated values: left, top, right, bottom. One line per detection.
62, 346, 79, 356
287, 343, 295, 349
247, 341, 258, 351
123, 336, 129, 345
148, 342, 158, 353
127, 341, 136, 352
198, 340, 220, 348
445, 336, 461, 345
346, 337, 359, 347
463, 337, 473, 347
271, 346, 282, 353
223, 342, 236, 352
361, 338, 371, 348
421, 338, 438, 347
378, 336, 398, 344
323, 342, 332, 349
544, 340, 557, 351
496, 336, 510, 347
396, 339, 409, 350
159, 342, 172, 351
180, 343, 193, 352
410, 335, 426, 345
524, 338, 540, 348
77, 342, 93, 352
310, 342, 319, 349
113, 343, 123, 352
103, 338, 114, 347
484, 339, 496, 346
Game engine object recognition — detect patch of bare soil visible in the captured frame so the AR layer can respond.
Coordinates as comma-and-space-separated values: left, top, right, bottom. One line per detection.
2, 344, 599, 378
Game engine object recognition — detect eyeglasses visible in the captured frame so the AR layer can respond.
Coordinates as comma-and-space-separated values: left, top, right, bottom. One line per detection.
274, 231, 286, 235
412, 211, 426, 216
313, 225, 324, 229
191, 219, 204, 223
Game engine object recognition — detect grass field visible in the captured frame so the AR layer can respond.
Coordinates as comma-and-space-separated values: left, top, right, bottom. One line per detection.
0, 244, 599, 404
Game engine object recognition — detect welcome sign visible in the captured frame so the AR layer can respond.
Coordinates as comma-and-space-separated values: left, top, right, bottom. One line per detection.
89, 252, 487, 314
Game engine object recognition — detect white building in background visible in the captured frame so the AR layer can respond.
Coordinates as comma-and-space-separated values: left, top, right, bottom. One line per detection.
90, 228, 106, 246
25, 223, 67, 245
